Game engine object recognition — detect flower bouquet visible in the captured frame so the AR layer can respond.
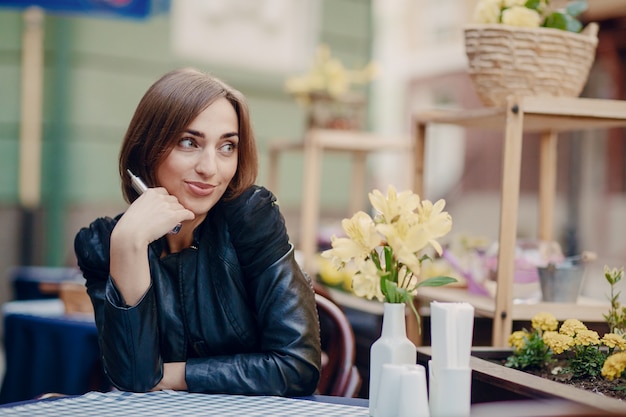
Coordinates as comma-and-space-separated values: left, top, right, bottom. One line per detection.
321, 185, 457, 324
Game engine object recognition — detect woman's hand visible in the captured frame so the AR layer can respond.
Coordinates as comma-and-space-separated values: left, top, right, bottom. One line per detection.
115, 188, 195, 245
152, 362, 188, 391
109, 188, 194, 306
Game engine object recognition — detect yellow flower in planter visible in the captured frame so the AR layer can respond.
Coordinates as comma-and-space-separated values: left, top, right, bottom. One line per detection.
543, 331, 574, 355
508, 330, 528, 350
602, 333, 626, 351
602, 351, 626, 381
573, 329, 601, 347
559, 318, 587, 336
531, 312, 558, 332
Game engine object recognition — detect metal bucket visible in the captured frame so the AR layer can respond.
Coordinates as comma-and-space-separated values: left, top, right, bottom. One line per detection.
537, 264, 585, 303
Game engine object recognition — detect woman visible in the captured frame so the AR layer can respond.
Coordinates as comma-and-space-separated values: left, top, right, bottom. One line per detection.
74, 68, 321, 396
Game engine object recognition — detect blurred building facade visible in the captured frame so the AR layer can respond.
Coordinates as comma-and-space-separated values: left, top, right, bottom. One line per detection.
0, 0, 624, 307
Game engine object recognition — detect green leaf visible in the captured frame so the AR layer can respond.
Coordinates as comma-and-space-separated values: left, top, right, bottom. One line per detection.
524, 0, 541, 11
543, 11, 582, 32
384, 246, 396, 282
385, 281, 403, 303
566, 0, 588, 17
416, 275, 457, 288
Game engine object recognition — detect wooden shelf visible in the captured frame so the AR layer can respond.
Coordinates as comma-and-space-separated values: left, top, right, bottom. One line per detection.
415, 286, 610, 323
413, 96, 626, 346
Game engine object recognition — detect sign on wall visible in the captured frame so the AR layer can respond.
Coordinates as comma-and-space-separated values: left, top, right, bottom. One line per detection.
170, 0, 320, 74
0, 0, 169, 19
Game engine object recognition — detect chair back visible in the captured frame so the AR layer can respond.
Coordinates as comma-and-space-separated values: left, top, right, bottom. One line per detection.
314, 288, 362, 397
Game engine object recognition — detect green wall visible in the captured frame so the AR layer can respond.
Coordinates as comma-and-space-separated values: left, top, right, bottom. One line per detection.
0, 0, 373, 265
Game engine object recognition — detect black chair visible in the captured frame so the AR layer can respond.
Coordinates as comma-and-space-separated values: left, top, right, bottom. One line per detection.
314, 285, 362, 397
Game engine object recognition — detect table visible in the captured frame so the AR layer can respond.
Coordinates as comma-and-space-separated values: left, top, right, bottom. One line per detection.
0, 299, 108, 404
0, 390, 370, 416
413, 96, 626, 347
0, 389, 608, 417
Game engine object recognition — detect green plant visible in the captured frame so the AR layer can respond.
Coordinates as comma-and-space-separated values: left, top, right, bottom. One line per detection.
506, 312, 557, 370
473, 0, 589, 33
603, 266, 626, 335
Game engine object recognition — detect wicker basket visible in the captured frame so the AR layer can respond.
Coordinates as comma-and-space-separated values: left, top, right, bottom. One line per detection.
464, 23, 599, 107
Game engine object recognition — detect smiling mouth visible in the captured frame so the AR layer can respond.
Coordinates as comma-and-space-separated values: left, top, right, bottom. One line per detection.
187, 181, 216, 196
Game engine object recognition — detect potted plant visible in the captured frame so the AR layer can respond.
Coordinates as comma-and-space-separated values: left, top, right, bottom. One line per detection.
419, 266, 626, 415
465, 0, 598, 107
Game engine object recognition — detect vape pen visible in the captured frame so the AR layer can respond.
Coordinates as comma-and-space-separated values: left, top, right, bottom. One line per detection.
126, 169, 182, 234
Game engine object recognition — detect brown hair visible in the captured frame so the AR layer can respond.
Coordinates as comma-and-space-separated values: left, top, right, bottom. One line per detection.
118, 67, 258, 203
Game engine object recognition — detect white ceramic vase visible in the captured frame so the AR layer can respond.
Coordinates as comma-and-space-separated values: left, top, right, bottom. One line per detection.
369, 302, 417, 417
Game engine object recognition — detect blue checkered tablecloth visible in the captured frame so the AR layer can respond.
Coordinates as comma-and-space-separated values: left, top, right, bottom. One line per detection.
0, 390, 369, 416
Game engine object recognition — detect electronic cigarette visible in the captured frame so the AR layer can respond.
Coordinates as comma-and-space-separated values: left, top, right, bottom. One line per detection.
126, 169, 182, 234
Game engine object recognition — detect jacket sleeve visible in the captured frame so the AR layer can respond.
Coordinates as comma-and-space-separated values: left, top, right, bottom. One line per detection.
185, 187, 322, 396
74, 217, 163, 392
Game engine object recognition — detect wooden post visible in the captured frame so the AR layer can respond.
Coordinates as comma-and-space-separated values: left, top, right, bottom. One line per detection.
539, 131, 558, 242
19, 6, 44, 209
18, 6, 45, 266
493, 97, 524, 347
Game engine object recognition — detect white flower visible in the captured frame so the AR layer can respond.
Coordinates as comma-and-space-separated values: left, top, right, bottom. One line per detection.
473, 0, 503, 24
501, 5, 541, 28
503, 0, 527, 7
351, 258, 384, 301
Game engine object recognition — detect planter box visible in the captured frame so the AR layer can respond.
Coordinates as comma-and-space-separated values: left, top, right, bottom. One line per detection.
417, 347, 626, 415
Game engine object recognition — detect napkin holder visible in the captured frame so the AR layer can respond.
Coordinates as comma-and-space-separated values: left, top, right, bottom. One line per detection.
428, 361, 471, 417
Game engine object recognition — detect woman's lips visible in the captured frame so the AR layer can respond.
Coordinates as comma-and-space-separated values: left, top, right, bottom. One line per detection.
186, 181, 215, 196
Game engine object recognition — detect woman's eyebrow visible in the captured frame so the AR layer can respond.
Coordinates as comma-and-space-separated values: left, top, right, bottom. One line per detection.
185, 129, 238, 139
185, 129, 205, 138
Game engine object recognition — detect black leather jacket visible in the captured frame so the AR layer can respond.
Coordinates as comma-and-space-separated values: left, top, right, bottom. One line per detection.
74, 186, 321, 396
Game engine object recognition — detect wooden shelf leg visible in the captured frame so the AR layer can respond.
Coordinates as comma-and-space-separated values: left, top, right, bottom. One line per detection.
539, 131, 558, 242
350, 151, 367, 215
267, 145, 280, 196
300, 132, 322, 275
413, 121, 426, 197
493, 97, 525, 347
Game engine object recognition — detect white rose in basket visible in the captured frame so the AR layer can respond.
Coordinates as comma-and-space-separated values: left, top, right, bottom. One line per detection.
473, 0, 588, 33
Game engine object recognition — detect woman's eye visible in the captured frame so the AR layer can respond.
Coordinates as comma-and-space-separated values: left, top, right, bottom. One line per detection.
179, 138, 196, 148
219, 142, 237, 154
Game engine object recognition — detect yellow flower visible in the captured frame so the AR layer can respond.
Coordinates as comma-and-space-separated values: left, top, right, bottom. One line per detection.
573, 329, 601, 346
531, 312, 558, 332
416, 199, 453, 255
602, 333, 626, 350
508, 330, 527, 350
543, 331, 574, 355
285, 44, 376, 100
602, 351, 626, 381
473, 0, 502, 24
559, 319, 587, 336
369, 185, 421, 224
351, 258, 384, 301
501, 5, 541, 27
377, 217, 427, 275
322, 211, 379, 266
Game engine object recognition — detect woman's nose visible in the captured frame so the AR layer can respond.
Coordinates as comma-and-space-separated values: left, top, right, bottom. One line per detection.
194, 150, 217, 177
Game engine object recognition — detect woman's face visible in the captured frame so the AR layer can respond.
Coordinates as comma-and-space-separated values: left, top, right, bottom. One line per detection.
156, 97, 239, 218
